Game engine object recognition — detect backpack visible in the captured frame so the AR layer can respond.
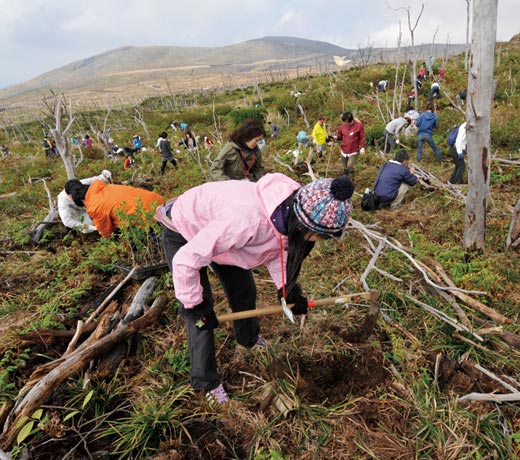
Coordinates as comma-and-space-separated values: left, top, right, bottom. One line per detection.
447, 125, 460, 147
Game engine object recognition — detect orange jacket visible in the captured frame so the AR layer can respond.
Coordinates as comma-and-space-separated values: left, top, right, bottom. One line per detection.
85, 180, 165, 238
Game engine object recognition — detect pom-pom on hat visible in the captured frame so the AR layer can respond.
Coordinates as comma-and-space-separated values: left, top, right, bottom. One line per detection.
294, 175, 354, 238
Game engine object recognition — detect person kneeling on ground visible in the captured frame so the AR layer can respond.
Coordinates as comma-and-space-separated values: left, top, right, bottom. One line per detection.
58, 170, 112, 233
69, 180, 164, 238
155, 172, 354, 404
374, 150, 418, 209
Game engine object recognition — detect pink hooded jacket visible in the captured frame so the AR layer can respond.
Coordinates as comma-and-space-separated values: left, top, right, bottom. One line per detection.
156, 173, 301, 309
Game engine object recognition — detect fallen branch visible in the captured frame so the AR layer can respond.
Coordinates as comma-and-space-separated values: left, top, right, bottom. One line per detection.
0, 192, 16, 201
85, 265, 139, 323
474, 364, 519, 393
458, 392, 520, 403
349, 218, 486, 296
406, 295, 484, 342
0, 295, 166, 450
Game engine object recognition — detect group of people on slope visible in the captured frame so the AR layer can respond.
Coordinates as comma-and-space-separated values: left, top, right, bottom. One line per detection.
308, 113, 366, 179
55, 116, 357, 406
57, 105, 467, 405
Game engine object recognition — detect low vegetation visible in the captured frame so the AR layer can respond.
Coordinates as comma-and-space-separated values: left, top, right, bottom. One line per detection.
1, 40, 520, 459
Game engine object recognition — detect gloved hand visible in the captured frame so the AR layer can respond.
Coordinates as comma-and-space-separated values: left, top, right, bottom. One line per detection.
182, 300, 219, 330
102, 170, 112, 182
458, 153, 464, 160
395, 139, 400, 145
277, 283, 308, 315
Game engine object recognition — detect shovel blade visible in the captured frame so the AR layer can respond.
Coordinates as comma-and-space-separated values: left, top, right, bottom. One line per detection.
281, 298, 295, 323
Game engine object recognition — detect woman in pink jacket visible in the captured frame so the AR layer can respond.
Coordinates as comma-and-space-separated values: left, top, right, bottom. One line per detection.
156, 172, 354, 404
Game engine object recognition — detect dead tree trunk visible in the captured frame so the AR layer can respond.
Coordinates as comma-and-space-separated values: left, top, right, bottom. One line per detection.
465, 0, 472, 70
463, 0, 497, 251
51, 100, 76, 180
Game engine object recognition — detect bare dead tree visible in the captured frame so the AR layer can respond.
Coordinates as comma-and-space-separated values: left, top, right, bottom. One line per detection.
392, 21, 404, 118
464, 0, 498, 251
51, 99, 76, 180
133, 107, 150, 139
465, 0, 472, 70
255, 81, 264, 106
357, 39, 374, 67
390, 3, 425, 111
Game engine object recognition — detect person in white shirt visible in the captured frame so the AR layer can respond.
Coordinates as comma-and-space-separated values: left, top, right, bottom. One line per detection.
57, 170, 112, 233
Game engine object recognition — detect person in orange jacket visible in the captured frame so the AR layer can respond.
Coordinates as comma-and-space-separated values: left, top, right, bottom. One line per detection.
68, 179, 164, 238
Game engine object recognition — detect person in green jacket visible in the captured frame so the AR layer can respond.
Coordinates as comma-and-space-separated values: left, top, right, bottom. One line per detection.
311, 116, 328, 158
209, 119, 266, 181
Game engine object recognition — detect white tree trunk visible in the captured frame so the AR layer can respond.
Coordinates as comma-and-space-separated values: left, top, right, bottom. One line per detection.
51, 100, 76, 180
463, 0, 498, 251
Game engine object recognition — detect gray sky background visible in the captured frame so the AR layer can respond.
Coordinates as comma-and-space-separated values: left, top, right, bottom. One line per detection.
1, 0, 517, 89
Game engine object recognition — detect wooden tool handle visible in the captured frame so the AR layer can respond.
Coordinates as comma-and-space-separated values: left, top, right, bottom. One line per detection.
217, 290, 377, 322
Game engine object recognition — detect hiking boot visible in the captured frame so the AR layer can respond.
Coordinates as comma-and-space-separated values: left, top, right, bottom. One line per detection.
206, 383, 229, 405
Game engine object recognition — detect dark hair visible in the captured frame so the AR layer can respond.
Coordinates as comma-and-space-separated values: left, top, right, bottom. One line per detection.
64, 179, 82, 195
276, 192, 315, 295
161, 131, 168, 139
341, 111, 354, 123
426, 102, 435, 112
229, 119, 266, 144
70, 183, 90, 207
395, 149, 410, 163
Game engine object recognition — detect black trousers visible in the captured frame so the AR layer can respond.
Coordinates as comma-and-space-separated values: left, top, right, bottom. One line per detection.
161, 158, 178, 174
161, 225, 260, 391
448, 146, 466, 184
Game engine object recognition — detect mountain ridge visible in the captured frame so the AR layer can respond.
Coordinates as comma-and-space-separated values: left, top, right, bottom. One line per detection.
0, 36, 464, 109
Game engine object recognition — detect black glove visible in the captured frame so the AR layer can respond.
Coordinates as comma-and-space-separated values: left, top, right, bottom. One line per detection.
277, 283, 308, 315
182, 300, 219, 330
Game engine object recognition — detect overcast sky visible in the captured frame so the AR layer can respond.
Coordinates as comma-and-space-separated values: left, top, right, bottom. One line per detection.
1, 0, 517, 90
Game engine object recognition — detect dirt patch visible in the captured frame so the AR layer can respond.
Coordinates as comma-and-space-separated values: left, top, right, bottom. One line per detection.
268, 345, 389, 405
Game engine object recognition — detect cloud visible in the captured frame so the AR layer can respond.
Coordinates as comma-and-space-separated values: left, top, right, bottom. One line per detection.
0, 0, 517, 89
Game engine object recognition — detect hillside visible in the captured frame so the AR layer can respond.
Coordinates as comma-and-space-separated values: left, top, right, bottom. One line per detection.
0, 36, 464, 111
1, 39, 520, 459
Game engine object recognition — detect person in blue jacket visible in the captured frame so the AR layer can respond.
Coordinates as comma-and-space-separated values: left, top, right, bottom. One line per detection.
374, 150, 418, 209
416, 102, 444, 163
132, 135, 142, 152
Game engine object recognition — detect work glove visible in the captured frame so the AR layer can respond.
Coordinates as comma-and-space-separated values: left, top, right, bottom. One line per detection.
101, 170, 112, 182
458, 153, 464, 160
182, 300, 219, 331
277, 283, 308, 315
395, 139, 400, 145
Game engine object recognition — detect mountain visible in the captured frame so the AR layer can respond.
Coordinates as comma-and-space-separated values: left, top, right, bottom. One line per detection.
0, 36, 464, 108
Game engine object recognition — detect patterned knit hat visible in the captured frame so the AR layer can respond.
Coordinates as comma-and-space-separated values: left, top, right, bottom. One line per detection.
293, 176, 354, 238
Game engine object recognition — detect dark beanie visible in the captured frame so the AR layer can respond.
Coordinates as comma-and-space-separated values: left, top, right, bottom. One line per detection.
293, 175, 354, 238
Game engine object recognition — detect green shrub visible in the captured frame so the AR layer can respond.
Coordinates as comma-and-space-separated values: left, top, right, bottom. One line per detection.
228, 107, 267, 126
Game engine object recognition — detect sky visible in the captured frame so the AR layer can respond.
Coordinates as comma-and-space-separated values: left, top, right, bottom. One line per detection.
0, 0, 517, 90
